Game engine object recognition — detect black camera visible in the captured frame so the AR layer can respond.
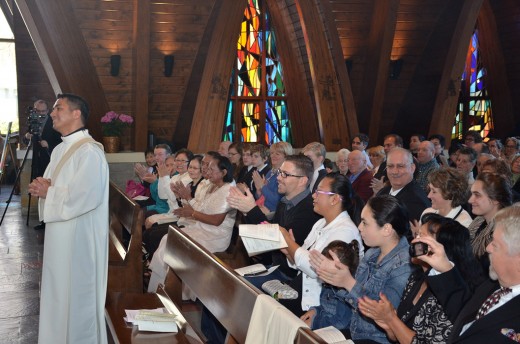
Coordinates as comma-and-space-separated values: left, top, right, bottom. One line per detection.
26, 106, 47, 137
409, 242, 429, 257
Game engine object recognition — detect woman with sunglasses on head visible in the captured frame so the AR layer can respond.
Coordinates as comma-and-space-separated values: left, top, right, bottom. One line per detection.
309, 195, 412, 343
247, 173, 364, 317
358, 214, 484, 344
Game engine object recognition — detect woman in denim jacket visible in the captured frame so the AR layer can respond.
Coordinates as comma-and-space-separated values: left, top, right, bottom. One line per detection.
310, 195, 412, 343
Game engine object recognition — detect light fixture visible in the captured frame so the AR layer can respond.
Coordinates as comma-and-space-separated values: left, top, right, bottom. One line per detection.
164, 55, 174, 77
389, 59, 403, 80
110, 55, 121, 77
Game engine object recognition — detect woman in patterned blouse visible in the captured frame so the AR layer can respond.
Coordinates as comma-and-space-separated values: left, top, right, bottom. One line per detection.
358, 214, 484, 344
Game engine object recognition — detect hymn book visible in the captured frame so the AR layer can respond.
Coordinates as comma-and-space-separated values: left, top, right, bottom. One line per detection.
239, 223, 288, 256
313, 326, 354, 344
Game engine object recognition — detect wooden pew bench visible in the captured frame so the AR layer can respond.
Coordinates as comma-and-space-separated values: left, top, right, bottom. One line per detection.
163, 225, 327, 344
107, 181, 144, 293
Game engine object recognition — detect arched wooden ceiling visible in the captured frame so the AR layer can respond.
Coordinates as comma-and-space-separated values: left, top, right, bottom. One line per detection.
5, 0, 520, 151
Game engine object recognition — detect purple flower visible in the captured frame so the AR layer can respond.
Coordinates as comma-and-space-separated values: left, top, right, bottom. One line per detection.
119, 114, 134, 124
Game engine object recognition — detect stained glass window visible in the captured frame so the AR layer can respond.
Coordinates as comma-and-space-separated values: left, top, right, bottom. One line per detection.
452, 29, 494, 141
223, 0, 291, 144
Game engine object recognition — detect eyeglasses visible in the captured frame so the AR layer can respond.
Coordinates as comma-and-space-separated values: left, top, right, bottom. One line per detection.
315, 189, 343, 200
336, 159, 348, 164
174, 159, 189, 163
276, 169, 304, 178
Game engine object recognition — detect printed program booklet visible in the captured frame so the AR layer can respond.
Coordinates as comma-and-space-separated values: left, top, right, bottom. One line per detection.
239, 223, 288, 256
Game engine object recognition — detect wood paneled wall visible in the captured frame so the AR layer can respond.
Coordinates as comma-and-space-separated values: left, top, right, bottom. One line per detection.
10, 0, 520, 152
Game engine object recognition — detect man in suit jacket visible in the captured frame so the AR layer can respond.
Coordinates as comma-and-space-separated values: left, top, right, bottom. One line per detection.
377, 147, 430, 222
420, 206, 520, 343
302, 142, 327, 193
346, 150, 373, 203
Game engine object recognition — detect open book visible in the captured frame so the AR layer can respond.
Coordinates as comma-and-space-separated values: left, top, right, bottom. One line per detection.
239, 223, 288, 256
314, 326, 354, 344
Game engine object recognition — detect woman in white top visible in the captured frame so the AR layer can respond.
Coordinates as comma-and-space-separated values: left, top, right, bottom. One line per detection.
420, 168, 473, 228
279, 173, 364, 314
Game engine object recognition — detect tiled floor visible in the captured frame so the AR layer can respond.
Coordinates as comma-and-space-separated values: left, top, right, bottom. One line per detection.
0, 185, 43, 344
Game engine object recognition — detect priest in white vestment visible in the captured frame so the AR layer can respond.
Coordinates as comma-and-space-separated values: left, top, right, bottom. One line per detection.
29, 93, 109, 344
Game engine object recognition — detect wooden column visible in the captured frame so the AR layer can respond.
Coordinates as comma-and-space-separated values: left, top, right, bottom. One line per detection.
357, 0, 399, 143
14, 0, 109, 140
477, 0, 514, 139
187, 0, 244, 153
294, 0, 351, 150
132, 0, 150, 151
428, 0, 484, 142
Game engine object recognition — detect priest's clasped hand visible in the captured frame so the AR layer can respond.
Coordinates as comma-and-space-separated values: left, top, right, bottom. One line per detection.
28, 177, 51, 199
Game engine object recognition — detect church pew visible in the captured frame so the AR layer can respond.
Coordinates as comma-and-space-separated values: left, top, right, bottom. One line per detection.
107, 181, 144, 293
163, 224, 327, 344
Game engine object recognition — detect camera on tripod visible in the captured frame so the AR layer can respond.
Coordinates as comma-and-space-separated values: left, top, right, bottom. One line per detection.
26, 106, 47, 138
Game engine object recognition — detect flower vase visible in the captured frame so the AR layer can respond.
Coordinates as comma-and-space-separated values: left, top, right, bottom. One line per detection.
103, 136, 120, 153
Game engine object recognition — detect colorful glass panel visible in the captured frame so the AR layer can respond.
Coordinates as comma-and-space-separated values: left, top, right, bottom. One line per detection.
223, 0, 291, 144
453, 29, 494, 141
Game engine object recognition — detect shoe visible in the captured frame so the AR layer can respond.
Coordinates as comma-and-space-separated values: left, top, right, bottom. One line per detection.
34, 221, 46, 230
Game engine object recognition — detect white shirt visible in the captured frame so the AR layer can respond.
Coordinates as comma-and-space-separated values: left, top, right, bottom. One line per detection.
421, 206, 473, 228
309, 165, 325, 191
288, 211, 363, 310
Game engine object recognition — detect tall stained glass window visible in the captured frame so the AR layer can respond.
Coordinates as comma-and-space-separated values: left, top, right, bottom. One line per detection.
223, 0, 291, 144
452, 29, 494, 141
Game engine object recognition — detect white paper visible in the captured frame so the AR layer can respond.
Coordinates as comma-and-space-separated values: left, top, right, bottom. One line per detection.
132, 195, 149, 201
137, 320, 178, 333
314, 326, 353, 344
239, 223, 281, 241
241, 236, 288, 256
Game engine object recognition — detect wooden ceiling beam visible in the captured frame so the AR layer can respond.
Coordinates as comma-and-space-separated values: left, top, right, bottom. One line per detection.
0, 0, 14, 33
428, 0, 483, 142
267, 0, 319, 148
294, 0, 353, 150
477, 0, 514, 139
132, 0, 150, 151
358, 0, 399, 144
14, 0, 109, 140
187, 0, 244, 153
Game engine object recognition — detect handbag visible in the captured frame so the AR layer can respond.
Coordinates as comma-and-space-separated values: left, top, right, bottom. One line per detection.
125, 179, 146, 198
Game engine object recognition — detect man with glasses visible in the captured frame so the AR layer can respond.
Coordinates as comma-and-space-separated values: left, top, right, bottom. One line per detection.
377, 147, 430, 222
25, 99, 62, 230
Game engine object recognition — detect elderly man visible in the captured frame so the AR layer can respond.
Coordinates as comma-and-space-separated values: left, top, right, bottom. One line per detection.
414, 140, 440, 193
456, 147, 478, 187
347, 150, 373, 202
302, 142, 327, 192
419, 206, 520, 343
218, 140, 232, 157
377, 147, 430, 222
28, 94, 108, 344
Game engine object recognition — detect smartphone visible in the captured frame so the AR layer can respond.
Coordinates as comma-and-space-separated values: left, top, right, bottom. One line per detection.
409, 242, 429, 257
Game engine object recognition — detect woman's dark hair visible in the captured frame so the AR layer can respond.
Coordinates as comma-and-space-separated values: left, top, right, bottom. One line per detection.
144, 148, 154, 156
366, 195, 410, 238
175, 148, 194, 162
322, 240, 360, 276
189, 155, 203, 169
326, 173, 364, 226
476, 172, 513, 209
213, 155, 234, 183
420, 213, 485, 290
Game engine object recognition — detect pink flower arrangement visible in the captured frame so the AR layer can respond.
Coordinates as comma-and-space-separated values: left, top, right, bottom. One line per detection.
101, 111, 134, 136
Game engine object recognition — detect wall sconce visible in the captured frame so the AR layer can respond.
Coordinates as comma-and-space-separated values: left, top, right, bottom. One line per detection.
164, 55, 174, 77
110, 55, 121, 77
389, 59, 403, 80
344, 58, 353, 74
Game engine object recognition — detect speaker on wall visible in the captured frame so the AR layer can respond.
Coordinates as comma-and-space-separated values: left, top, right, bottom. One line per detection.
164, 55, 174, 77
110, 55, 121, 77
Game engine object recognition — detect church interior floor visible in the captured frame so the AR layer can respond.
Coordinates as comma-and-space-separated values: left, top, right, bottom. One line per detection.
0, 185, 43, 344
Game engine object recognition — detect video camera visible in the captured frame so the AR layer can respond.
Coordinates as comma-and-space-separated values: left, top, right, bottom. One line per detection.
26, 106, 47, 137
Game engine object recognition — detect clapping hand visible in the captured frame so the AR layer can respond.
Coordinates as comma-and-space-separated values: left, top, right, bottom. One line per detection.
171, 181, 191, 200
309, 249, 355, 291
252, 170, 266, 192
358, 293, 395, 333
227, 186, 257, 213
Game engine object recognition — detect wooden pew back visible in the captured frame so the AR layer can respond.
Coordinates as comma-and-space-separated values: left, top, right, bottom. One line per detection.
163, 225, 326, 344
108, 181, 144, 293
